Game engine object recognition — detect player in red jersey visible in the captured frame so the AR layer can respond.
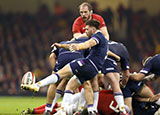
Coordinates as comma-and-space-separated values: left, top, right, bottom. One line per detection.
72, 2, 109, 40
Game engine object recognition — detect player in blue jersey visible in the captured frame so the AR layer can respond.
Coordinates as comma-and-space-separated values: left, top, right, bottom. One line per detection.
21, 20, 109, 114
101, 41, 130, 115
21, 38, 89, 115
130, 54, 160, 81
125, 79, 160, 114
45, 38, 90, 113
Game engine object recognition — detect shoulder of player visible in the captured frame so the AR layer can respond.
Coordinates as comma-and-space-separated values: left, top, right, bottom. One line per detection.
92, 13, 103, 19
73, 16, 83, 25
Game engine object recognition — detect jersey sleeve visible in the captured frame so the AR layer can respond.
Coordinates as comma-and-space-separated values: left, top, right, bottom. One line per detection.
121, 58, 130, 70
91, 36, 100, 44
140, 62, 152, 75
51, 46, 59, 56
120, 46, 130, 70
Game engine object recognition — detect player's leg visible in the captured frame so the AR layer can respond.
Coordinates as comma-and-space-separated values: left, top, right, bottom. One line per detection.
124, 97, 133, 115
137, 84, 154, 98
51, 78, 68, 109
21, 64, 73, 92
91, 75, 99, 113
82, 80, 94, 112
61, 76, 81, 108
55, 76, 81, 115
105, 72, 126, 114
136, 84, 160, 105
45, 84, 57, 112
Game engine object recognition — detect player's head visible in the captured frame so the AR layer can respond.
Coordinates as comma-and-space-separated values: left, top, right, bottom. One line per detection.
85, 19, 100, 38
79, 2, 93, 22
142, 56, 152, 66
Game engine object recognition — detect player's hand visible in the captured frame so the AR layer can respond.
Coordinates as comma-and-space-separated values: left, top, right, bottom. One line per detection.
51, 43, 61, 48
149, 93, 160, 102
120, 82, 126, 88
69, 44, 78, 51
116, 55, 120, 62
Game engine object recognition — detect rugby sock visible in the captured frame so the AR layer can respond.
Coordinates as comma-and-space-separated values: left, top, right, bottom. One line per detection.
114, 92, 126, 114
33, 103, 58, 114
93, 91, 99, 113
155, 98, 160, 106
62, 90, 74, 108
87, 104, 96, 113
34, 108, 45, 114
53, 103, 58, 108
34, 104, 46, 110
72, 92, 81, 109
51, 109, 57, 114
72, 92, 81, 103
33, 108, 57, 114
51, 89, 63, 110
79, 88, 86, 110
38, 73, 60, 87
45, 104, 52, 112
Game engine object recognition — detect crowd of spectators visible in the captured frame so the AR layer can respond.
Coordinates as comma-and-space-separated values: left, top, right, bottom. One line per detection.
0, 4, 159, 95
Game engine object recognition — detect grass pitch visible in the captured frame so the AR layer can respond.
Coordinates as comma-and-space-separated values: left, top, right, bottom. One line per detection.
0, 96, 46, 114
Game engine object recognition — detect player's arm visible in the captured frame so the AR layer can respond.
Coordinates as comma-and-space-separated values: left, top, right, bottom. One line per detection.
100, 26, 109, 40
135, 93, 160, 102
108, 50, 120, 61
73, 33, 88, 39
54, 39, 97, 51
49, 46, 58, 73
129, 72, 145, 81
49, 53, 57, 69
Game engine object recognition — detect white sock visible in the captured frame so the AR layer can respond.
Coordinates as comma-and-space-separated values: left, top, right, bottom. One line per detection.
39, 73, 60, 87
114, 92, 126, 114
62, 90, 74, 108
72, 92, 80, 104
45, 104, 52, 112
51, 89, 63, 110
93, 91, 99, 113
155, 98, 160, 106
79, 88, 86, 110
87, 104, 96, 113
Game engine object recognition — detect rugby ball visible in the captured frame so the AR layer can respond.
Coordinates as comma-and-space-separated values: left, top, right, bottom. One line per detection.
22, 72, 36, 85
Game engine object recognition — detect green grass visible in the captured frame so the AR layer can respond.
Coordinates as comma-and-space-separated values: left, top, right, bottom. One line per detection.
0, 96, 46, 114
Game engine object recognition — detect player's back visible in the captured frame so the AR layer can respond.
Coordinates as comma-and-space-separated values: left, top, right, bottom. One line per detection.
52, 39, 89, 71
140, 54, 160, 75
108, 41, 130, 70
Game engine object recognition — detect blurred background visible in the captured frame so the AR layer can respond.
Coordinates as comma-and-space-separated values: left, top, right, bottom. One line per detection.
0, 0, 159, 96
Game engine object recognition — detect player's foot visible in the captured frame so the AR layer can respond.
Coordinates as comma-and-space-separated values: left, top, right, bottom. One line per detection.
21, 83, 40, 93
44, 110, 51, 115
21, 108, 34, 115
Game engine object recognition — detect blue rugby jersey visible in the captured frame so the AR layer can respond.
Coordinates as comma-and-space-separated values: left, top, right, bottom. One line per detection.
86, 31, 108, 71
108, 41, 130, 70
140, 54, 160, 75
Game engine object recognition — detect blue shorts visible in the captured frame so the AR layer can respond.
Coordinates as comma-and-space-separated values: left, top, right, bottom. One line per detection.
101, 58, 119, 74
53, 53, 83, 72
70, 58, 98, 84
121, 79, 144, 98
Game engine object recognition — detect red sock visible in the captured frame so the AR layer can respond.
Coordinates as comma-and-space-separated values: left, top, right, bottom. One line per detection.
51, 109, 57, 114
53, 103, 58, 108
34, 104, 46, 110
33, 108, 45, 114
